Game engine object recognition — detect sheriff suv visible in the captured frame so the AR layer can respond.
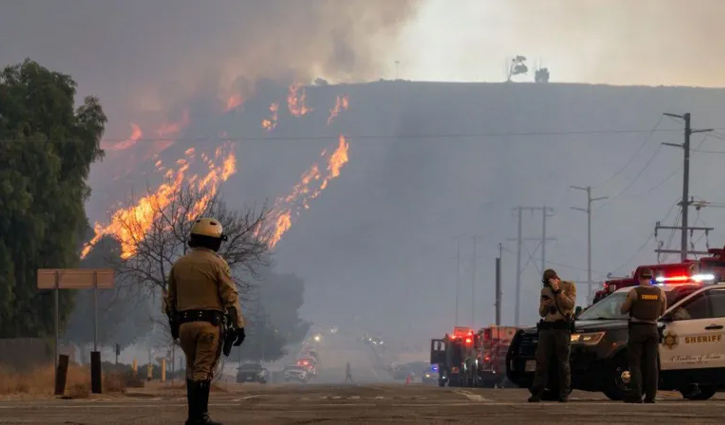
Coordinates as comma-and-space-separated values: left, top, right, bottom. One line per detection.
507, 278, 725, 401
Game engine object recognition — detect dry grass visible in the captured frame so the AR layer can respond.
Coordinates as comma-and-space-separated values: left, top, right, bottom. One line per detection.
0, 365, 137, 398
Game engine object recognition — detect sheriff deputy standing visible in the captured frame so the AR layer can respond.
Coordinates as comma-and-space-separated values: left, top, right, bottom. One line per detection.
620, 268, 666, 404
166, 217, 246, 425
529, 269, 577, 403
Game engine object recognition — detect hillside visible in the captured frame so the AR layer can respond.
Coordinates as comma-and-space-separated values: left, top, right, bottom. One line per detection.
86, 80, 725, 340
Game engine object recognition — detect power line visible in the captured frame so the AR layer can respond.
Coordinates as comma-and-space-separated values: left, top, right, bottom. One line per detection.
594, 116, 664, 188
5, 127, 725, 144
613, 144, 663, 198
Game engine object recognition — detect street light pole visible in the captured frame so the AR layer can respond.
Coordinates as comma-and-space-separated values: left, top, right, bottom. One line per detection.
571, 186, 608, 303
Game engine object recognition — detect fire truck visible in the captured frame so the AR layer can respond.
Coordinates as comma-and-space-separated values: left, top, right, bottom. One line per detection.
430, 325, 519, 387
592, 245, 725, 304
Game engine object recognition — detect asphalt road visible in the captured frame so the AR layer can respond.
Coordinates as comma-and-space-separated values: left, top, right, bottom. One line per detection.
2, 384, 725, 424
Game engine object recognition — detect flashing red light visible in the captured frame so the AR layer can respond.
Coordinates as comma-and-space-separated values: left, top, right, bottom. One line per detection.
484, 356, 490, 362
464, 337, 472, 345
656, 275, 690, 282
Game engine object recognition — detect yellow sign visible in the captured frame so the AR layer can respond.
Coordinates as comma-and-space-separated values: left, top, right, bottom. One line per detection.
685, 334, 723, 344
662, 330, 679, 349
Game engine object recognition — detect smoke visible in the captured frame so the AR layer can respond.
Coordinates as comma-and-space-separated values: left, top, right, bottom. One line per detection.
0, 0, 419, 134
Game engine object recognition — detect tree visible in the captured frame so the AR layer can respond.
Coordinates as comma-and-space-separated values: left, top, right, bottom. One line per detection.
256, 268, 311, 346
0, 59, 106, 338
535, 67, 550, 83
507, 55, 528, 82
236, 303, 287, 362
82, 184, 271, 345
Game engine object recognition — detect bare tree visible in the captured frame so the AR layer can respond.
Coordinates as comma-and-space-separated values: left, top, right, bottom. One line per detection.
109, 184, 270, 297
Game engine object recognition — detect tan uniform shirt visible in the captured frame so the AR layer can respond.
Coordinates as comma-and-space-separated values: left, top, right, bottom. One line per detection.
620, 285, 666, 324
166, 247, 245, 328
539, 281, 577, 322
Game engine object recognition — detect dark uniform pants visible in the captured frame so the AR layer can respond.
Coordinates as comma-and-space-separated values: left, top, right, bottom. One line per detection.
179, 321, 223, 382
532, 328, 571, 395
627, 323, 659, 401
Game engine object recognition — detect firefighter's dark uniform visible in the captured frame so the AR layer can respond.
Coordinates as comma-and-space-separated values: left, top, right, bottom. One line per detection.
166, 217, 245, 425
620, 272, 666, 403
529, 269, 577, 402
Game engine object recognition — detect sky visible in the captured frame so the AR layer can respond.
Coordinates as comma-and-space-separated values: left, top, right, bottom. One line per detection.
4, 0, 725, 348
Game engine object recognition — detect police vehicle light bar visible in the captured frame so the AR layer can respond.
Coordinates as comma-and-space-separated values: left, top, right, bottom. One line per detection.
654, 273, 715, 283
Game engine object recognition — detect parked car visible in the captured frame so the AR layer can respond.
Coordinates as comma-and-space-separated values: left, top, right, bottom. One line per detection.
236, 363, 268, 384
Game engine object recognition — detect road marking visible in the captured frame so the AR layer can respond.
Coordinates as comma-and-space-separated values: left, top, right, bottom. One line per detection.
451, 389, 489, 402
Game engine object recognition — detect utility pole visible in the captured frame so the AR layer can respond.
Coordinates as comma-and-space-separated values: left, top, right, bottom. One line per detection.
495, 243, 502, 326
571, 186, 607, 304
654, 221, 714, 259
541, 207, 554, 271
471, 236, 477, 327
455, 237, 460, 326
507, 206, 556, 326
662, 112, 712, 261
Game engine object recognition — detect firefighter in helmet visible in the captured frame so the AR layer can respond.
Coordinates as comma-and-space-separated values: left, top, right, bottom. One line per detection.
166, 217, 246, 425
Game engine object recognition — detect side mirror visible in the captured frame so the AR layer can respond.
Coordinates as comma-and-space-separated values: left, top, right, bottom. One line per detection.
574, 306, 582, 317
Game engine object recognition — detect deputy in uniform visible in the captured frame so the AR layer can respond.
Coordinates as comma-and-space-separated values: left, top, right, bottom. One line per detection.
166, 217, 246, 425
529, 269, 577, 402
620, 268, 666, 403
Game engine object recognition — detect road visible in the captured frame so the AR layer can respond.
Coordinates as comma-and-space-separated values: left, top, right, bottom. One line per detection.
2, 384, 725, 424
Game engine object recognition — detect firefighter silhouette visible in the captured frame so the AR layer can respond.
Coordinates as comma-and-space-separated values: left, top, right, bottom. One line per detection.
344, 362, 353, 383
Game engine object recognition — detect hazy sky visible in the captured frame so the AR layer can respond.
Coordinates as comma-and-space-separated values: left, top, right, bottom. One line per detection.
392, 0, 725, 87
4, 0, 725, 344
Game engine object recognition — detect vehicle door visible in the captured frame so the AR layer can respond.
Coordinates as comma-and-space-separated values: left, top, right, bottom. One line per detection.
430, 339, 446, 364
659, 287, 725, 371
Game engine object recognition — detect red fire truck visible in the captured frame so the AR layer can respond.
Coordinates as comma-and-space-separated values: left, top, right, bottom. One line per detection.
593, 245, 725, 304
430, 325, 519, 387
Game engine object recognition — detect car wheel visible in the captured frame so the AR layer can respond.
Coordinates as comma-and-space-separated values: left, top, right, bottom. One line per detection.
680, 384, 717, 400
603, 353, 630, 401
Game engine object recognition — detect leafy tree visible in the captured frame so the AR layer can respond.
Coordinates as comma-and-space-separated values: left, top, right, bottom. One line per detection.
236, 303, 287, 362
0, 59, 106, 338
507, 55, 528, 82
256, 268, 311, 346
535, 67, 550, 83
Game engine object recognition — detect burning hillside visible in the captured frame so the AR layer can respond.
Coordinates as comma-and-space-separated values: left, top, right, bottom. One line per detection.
84, 84, 353, 259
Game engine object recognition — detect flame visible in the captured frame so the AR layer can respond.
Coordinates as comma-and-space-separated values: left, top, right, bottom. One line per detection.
262, 102, 279, 131
153, 110, 191, 153
327, 95, 349, 125
266, 135, 350, 248
287, 83, 313, 117
105, 124, 142, 151
81, 144, 237, 260
224, 95, 244, 112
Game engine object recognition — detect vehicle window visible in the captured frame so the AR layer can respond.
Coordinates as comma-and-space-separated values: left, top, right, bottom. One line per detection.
672, 293, 709, 321
706, 289, 725, 318
577, 292, 629, 320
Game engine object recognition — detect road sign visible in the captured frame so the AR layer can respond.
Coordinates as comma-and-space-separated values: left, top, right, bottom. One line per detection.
37, 268, 114, 395
37, 268, 114, 289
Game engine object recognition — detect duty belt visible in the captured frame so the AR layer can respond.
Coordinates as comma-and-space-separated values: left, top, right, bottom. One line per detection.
537, 320, 569, 330
177, 310, 223, 325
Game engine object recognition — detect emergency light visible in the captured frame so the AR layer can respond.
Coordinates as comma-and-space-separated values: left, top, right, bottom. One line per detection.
655, 273, 714, 284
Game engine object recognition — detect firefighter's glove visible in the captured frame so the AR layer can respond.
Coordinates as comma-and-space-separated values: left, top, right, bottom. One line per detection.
234, 327, 246, 346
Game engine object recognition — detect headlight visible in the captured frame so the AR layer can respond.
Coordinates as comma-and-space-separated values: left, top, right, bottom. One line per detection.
570, 331, 605, 345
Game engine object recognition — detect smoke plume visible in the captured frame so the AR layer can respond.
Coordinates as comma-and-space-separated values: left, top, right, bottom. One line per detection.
0, 0, 419, 134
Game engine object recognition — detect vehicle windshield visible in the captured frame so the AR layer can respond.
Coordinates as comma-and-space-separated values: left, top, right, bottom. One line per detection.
578, 286, 700, 321
578, 292, 629, 320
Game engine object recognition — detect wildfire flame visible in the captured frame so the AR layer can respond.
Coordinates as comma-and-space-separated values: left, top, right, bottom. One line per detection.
81, 144, 237, 260
287, 83, 313, 117
267, 135, 349, 247
224, 95, 244, 112
262, 102, 279, 131
106, 123, 142, 151
327, 95, 349, 125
